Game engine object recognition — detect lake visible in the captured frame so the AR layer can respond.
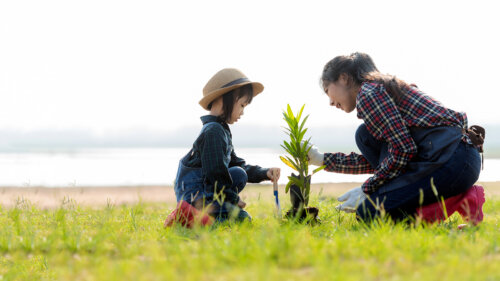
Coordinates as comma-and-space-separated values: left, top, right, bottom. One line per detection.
1, 148, 497, 187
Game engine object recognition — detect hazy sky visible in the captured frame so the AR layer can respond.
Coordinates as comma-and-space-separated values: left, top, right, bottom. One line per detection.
1, 0, 499, 135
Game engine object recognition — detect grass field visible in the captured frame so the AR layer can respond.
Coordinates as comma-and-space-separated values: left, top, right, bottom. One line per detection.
1, 185, 499, 281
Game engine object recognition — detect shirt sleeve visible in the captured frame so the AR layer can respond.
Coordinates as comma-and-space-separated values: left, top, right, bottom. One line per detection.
229, 150, 269, 183
323, 152, 374, 174
200, 125, 239, 204
356, 83, 418, 194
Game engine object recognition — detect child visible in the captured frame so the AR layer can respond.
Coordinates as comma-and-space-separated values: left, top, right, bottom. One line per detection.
172, 68, 280, 223
307, 52, 485, 223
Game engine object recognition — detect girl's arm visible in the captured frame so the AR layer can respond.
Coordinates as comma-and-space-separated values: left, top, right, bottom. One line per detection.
229, 151, 269, 183
200, 126, 239, 204
356, 82, 418, 194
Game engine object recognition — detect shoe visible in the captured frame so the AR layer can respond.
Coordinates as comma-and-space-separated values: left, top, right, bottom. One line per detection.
456, 185, 485, 225
417, 193, 461, 223
164, 200, 214, 228
416, 185, 485, 225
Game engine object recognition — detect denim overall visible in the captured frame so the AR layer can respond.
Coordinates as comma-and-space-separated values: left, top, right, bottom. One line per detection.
174, 122, 251, 222
174, 152, 205, 205
355, 124, 481, 221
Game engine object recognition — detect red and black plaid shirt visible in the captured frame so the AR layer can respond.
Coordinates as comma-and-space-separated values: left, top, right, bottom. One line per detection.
324, 81, 469, 194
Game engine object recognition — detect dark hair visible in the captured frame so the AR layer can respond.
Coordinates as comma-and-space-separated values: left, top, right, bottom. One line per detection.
321, 52, 411, 102
207, 84, 254, 122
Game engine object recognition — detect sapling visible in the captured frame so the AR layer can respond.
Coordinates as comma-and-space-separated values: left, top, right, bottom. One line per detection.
280, 104, 325, 221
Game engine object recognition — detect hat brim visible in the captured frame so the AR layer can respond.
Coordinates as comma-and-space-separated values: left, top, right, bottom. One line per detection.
199, 81, 264, 110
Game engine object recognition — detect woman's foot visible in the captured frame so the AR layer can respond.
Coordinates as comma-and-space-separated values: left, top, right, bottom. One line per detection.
416, 185, 485, 225
456, 185, 485, 225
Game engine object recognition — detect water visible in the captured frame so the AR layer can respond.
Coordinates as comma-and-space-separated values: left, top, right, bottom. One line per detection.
0, 148, 498, 187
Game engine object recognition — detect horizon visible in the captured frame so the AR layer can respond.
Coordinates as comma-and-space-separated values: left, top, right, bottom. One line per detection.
3, 123, 500, 158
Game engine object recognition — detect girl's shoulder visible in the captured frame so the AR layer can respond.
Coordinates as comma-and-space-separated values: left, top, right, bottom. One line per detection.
202, 121, 225, 130
200, 122, 230, 140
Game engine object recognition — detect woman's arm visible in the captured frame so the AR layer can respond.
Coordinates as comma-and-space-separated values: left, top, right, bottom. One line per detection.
307, 143, 373, 174
323, 152, 374, 174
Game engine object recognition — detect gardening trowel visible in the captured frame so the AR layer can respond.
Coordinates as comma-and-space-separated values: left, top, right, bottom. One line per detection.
273, 180, 282, 219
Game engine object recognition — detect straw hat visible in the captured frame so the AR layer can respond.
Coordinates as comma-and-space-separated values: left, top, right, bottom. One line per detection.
199, 68, 264, 110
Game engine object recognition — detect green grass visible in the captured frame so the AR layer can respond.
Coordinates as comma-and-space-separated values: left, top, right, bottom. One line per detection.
1, 195, 499, 281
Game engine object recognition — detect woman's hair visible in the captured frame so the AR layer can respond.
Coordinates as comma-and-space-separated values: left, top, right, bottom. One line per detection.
321, 52, 411, 102
208, 84, 254, 122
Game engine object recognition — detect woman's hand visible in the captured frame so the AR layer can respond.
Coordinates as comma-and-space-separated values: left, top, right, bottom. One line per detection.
267, 168, 281, 182
306, 143, 325, 166
336, 186, 366, 213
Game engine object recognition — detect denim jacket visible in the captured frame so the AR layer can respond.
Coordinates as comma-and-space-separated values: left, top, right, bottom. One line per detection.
181, 115, 269, 204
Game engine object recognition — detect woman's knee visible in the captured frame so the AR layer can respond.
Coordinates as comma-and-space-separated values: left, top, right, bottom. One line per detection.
356, 199, 379, 222
355, 124, 386, 168
355, 124, 382, 152
355, 124, 370, 148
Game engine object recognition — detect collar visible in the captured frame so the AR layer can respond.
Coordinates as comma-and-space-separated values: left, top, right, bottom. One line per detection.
200, 115, 230, 131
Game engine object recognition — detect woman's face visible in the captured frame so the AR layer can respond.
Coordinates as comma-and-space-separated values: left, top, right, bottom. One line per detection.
324, 76, 358, 113
228, 96, 250, 124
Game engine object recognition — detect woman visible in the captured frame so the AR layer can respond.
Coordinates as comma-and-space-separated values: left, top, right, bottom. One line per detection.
308, 52, 485, 223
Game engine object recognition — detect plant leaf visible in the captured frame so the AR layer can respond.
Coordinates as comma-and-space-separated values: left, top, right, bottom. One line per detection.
280, 144, 293, 156
286, 104, 294, 120
312, 165, 326, 174
281, 126, 292, 135
288, 176, 303, 189
282, 141, 295, 155
280, 145, 293, 156
298, 115, 309, 133
282, 114, 294, 129
297, 104, 305, 121
285, 156, 301, 171
285, 180, 293, 193
280, 156, 299, 172
298, 128, 308, 143
302, 137, 311, 153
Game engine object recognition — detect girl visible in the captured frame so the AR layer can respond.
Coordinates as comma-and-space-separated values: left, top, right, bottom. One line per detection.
307, 52, 485, 223
173, 68, 280, 223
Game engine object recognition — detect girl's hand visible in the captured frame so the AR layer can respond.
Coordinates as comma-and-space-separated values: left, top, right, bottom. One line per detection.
237, 199, 247, 209
267, 168, 281, 182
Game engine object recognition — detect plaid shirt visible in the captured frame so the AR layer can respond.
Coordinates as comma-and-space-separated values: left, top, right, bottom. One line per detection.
183, 115, 269, 204
324, 81, 469, 194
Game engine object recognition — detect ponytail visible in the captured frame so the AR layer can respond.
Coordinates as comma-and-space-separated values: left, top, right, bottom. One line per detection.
321, 52, 411, 102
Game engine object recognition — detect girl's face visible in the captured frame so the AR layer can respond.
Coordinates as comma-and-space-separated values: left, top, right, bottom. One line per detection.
324, 75, 358, 113
227, 96, 250, 124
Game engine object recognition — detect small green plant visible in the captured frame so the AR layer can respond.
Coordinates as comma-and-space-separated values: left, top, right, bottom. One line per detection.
280, 104, 325, 209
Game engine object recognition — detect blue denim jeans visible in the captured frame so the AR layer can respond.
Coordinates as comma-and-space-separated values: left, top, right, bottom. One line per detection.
354, 125, 481, 222
174, 160, 251, 222
204, 166, 252, 222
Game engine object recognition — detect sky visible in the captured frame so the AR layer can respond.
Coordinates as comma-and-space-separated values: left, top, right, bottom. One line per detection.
1, 0, 500, 136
